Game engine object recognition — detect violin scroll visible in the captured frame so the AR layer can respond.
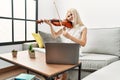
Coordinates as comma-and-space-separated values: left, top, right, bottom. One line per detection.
36, 20, 44, 24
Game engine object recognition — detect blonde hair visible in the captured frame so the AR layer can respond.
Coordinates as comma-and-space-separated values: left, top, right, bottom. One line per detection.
66, 8, 84, 27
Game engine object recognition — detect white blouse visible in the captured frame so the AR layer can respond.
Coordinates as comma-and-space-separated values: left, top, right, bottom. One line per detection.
62, 24, 86, 43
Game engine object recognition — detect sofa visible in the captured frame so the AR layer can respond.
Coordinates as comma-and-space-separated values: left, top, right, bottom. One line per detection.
22, 27, 120, 80
82, 60, 120, 80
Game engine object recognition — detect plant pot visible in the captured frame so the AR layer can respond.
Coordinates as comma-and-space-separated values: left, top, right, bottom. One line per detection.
29, 51, 35, 58
12, 52, 17, 57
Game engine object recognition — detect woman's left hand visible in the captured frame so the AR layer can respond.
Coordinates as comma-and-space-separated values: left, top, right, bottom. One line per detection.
44, 19, 52, 27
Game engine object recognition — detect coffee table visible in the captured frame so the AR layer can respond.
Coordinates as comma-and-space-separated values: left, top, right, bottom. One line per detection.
0, 51, 81, 80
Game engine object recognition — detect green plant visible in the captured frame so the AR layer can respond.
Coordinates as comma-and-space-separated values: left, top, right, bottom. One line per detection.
12, 49, 17, 52
28, 44, 35, 58
28, 44, 35, 52
29, 44, 33, 51
12, 49, 17, 57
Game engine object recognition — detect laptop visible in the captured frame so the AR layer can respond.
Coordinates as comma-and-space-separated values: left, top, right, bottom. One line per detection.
45, 43, 80, 65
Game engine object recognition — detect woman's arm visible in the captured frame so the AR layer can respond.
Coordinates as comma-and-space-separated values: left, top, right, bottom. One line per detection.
50, 26, 63, 38
44, 20, 63, 38
63, 28, 87, 47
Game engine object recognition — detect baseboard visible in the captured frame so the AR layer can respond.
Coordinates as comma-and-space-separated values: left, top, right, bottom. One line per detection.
0, 65, 20, 74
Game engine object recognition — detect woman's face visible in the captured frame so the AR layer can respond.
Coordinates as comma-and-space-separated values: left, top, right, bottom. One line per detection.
66, 12, 73, 22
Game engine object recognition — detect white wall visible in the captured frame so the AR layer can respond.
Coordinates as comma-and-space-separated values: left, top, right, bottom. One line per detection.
38, 0, 120, 29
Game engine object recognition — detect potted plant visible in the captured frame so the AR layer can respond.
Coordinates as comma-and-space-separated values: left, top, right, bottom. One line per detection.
12, 49, 17, 57
28, 44, 32, 53
28, 44, 35, 58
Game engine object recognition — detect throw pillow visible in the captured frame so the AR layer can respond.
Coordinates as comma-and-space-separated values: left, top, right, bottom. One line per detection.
38, 31, 62, 46
32, 33, 44, 48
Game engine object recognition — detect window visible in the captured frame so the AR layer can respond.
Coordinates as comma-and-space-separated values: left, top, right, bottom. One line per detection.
0, 0, 38, 45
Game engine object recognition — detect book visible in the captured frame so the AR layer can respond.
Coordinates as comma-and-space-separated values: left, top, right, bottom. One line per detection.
15, 73, 35, 80
6, 76, 41, 80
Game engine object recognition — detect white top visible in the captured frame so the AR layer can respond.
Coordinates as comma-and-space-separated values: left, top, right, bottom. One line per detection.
61, 24, 86, 43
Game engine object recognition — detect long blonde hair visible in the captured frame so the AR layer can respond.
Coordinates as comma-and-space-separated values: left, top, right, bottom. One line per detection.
66, 8, 84, 27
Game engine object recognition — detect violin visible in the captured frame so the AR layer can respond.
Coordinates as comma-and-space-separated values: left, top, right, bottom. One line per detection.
36, 19, 73, 28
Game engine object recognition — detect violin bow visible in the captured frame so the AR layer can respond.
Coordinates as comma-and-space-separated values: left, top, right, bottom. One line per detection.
52, 0, 63, 27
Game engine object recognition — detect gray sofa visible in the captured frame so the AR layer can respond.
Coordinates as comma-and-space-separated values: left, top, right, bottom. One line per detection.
80, 27, 120, 70
82, 60, 120, 80
23, 27, 120, 79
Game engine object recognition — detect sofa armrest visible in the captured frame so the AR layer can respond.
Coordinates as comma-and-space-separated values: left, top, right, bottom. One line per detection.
22, 42, 38, 50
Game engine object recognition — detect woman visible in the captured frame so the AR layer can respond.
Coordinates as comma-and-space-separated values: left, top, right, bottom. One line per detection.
44, 8, 87, 46
44, 8, 87, 80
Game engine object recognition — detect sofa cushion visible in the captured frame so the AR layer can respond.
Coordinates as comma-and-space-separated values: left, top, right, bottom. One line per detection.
81, 27, 120, 56
80, 53, 119, 70
38, 31, 61, 46
82, 60, 120, 80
